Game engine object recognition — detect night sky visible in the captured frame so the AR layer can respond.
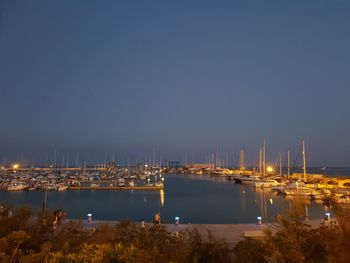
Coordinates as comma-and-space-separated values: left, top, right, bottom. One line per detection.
0, 1, 349, 166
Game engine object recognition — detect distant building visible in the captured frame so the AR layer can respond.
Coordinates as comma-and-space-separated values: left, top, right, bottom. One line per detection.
95, 161, 115, 169
239, 150, 245, 170
291, 173, 323, 180
184, 163, 214, 170
106, 161, 115, 169
168, 161, 181, 168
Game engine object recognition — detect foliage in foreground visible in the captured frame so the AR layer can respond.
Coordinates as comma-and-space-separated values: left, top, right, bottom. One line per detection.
233, 198, 350, 263
2, 199, 350, 262
0, 204, 233, 262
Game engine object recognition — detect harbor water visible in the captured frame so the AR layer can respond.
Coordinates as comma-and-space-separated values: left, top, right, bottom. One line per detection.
0, 173, 344, 224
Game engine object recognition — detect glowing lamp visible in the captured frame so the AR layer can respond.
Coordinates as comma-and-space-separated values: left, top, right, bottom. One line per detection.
257, 216, 262, 225
87, 213, 92, 222
325, 212, 330, 220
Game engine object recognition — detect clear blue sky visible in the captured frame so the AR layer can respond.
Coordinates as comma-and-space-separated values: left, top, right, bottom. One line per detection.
0, 1, 349, 166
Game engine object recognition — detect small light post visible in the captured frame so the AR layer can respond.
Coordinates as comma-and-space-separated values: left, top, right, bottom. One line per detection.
175, 216, 180, 226
257, 216, 262, 225
325, 212, 330, 221
87, 213, 92, 222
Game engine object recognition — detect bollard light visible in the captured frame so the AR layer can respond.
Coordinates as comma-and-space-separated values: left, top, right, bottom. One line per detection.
175, 216, 180, 225
257, 216, 262, 225
87, 213, 92, 222
325, 212, 330, 220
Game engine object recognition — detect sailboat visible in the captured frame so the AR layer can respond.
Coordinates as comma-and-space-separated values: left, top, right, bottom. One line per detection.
235, 141, 266, 184
282, 140, 317, 196
253, 140, 282, 188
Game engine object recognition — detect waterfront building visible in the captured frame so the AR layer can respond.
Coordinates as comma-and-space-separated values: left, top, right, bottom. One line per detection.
184, 163, 215, 170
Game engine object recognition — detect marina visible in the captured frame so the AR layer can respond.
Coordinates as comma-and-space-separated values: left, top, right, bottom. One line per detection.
0, 142, 349, 223
0, 173, 341, 224
0, 165, 165, 192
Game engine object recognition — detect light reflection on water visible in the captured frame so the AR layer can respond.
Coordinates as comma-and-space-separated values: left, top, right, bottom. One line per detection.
0, 174, 329, 223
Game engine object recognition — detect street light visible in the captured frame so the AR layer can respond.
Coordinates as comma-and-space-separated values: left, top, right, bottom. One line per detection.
267, 166, 274, 173
12, 164, 19, 170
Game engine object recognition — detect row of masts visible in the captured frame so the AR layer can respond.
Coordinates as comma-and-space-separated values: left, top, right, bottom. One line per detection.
2, 141, 308, 175
258, 139, 307, 181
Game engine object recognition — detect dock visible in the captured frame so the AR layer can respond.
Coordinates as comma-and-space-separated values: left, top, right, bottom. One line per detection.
68, 186, 163, 190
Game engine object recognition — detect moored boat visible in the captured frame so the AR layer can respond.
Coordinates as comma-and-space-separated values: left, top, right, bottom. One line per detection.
254, 179, 282, 189
7, 183, 28, 191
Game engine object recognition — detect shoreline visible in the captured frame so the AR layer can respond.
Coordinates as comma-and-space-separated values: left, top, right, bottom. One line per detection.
67, 186, 163, 190
0, 186, 164, 191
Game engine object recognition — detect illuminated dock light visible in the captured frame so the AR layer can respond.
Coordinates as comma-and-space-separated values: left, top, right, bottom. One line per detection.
257, 216, 262, 225
87, 213, 92, 222
325, 212, 330, 220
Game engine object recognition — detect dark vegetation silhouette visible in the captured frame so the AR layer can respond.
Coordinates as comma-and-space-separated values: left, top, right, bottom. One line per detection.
0, 198, 349, 262
233, 197, 350, 263
0, 204, 233, 262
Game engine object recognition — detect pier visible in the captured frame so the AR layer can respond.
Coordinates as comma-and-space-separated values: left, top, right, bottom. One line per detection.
68, 186, 163, 190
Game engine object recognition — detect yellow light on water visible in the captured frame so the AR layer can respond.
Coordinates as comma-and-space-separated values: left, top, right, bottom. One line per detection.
160, 189, 165, 207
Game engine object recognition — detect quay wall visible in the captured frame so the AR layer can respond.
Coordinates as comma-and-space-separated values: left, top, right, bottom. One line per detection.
0, 186, 163, 191
68, 186, 163, 190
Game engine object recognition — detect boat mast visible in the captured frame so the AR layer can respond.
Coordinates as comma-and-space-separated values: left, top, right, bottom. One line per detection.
279, 152, 282, 177
287, 149, 290, 177
263, 139, 266, 179
259, 147, 263, 177
302, 140, 307, 182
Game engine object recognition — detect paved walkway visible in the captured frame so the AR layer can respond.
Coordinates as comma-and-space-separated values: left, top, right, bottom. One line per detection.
79, 219, 324, 247
165, 219, 323, 247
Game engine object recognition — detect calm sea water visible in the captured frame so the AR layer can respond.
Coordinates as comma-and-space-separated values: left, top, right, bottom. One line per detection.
0, 173, 339, 223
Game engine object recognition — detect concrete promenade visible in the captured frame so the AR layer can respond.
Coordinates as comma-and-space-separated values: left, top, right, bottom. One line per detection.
165, 219, 322, 247
81, 219, 323, 247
